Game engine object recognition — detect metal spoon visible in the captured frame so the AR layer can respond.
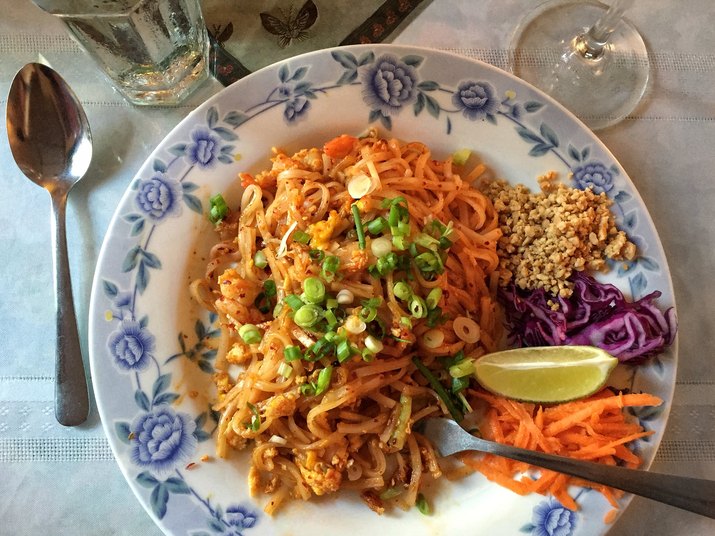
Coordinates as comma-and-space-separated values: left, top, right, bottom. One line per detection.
6, 63, 91, 426
418, 417, 715, 519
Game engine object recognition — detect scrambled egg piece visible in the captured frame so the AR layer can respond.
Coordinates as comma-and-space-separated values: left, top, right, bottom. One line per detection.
297, 450, 342, 496
218, 268, 250, 302
264, 393, 297, 419
294, 148, 323, 172
308, 210, 341, 250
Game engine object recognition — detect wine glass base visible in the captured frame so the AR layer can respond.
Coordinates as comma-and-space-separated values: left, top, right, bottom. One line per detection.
509, 0, 650, 130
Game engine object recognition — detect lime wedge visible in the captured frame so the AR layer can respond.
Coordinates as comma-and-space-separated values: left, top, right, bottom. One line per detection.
473, 346, 618, 403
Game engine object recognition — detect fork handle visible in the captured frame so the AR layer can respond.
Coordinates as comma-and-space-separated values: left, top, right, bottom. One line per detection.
468, 434, 715, 519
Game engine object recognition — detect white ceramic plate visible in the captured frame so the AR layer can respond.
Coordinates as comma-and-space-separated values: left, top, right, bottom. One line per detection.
89, 44, 677, 536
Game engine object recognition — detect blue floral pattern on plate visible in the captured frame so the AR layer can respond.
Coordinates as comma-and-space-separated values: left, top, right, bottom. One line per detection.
521, 498, 578, 536
89, 44, 677, 536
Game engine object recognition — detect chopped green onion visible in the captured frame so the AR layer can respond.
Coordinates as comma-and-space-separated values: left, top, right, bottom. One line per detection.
421, 329, 445, 349
336, 339, 352, 363
283, 346, 303, 362
208, 193, 229, 224
344, 315, 366, 334
263, 279, 277, 298
361, 349, 375, 362
247, 402, 261, 432
389, 393, 412, 450
414, 251, 441, 274
314, 366, 333, 395
415, 233, 440, 250
306, 338, 334, 361
273, 302, 284, 318
362, 297, 382, 308
444, 349, 466, 369
412, 357, 463, 422
308, 249, 325, 261
321, 255, 340, 282
303, 277, 326, 304
449, 358, 476, 378
359, 306, 378, 323
442, 221, 454, 238
439, 236, 453, 250
379, 487, 404, 500
457, 391, 474, 413
396, 220, 411, 237
253, 250, 268, 269
336, 290, 354, 305
293, 230, 311, 244
415, 493, 431, 516
284, 294, 305, 311
452, 375, 470, 394
239, 324, 262, 344
367, 216, 388, 235
277, 361, 293, 379
388, 204, 401, 227
324, 309, 338, 327
371, 236, 393, 258
300, 383, 316, 396
400, 316, 413, 329
351, 204, 366, 250
381, 196, 407, 209
428, 219, 447, 235
426, 288, 442, 310
364, 335, 384, 354
293, 304, 323, 328
392, 235, 409, 251
324, 331, 337, 342
393, 281, 412, 301
376, 252, 399, 275
409, 296, 427, 319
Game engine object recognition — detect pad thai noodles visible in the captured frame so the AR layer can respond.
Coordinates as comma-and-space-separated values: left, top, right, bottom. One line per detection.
190, 131, 504, 514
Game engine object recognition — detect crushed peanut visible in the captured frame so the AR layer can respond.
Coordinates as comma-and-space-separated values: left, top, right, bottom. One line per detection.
481, 172, 636, 297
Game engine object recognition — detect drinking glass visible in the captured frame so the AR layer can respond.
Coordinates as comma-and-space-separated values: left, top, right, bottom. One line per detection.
510, 0, 649, 130
32, 0, 210, 106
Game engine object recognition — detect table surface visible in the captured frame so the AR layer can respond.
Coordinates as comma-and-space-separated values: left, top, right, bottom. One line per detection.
2, 1, 714, 535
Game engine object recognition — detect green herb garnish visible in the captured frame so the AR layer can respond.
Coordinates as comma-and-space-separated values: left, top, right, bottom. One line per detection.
208, 193, 228, 224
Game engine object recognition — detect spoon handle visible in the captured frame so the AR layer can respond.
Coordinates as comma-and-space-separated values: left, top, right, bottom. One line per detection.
51, 192, 90, 426
465, 431, 715, 519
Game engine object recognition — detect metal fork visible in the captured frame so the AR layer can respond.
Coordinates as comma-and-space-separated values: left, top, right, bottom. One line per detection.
417, 418, 715, 519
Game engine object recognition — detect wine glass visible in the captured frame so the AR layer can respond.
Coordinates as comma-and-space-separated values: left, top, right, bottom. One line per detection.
509, 0, 649, 130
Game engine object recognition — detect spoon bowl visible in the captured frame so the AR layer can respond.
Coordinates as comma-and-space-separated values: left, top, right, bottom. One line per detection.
6, 62, 92, 426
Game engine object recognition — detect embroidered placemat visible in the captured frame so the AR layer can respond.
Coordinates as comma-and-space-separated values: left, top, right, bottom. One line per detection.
203, 0, 431, 85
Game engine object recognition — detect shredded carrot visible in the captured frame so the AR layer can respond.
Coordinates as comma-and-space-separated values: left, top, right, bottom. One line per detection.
239, 172, 256, 188
604, 508, 619, 524
464, 388, 662, 514
323, 134, 358, 159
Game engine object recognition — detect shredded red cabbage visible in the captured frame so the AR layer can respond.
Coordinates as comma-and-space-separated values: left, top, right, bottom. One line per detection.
500, 272, 677, 364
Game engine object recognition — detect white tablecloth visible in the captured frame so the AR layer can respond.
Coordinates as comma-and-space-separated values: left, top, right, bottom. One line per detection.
1, 1, 714, 534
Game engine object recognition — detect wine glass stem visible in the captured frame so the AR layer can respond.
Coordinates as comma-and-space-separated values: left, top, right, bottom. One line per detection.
575, 0, 634, 59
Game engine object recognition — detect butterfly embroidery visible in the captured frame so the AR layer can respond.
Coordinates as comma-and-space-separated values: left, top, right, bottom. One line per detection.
210, 22, 234, 44
260, 0, 319, 48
